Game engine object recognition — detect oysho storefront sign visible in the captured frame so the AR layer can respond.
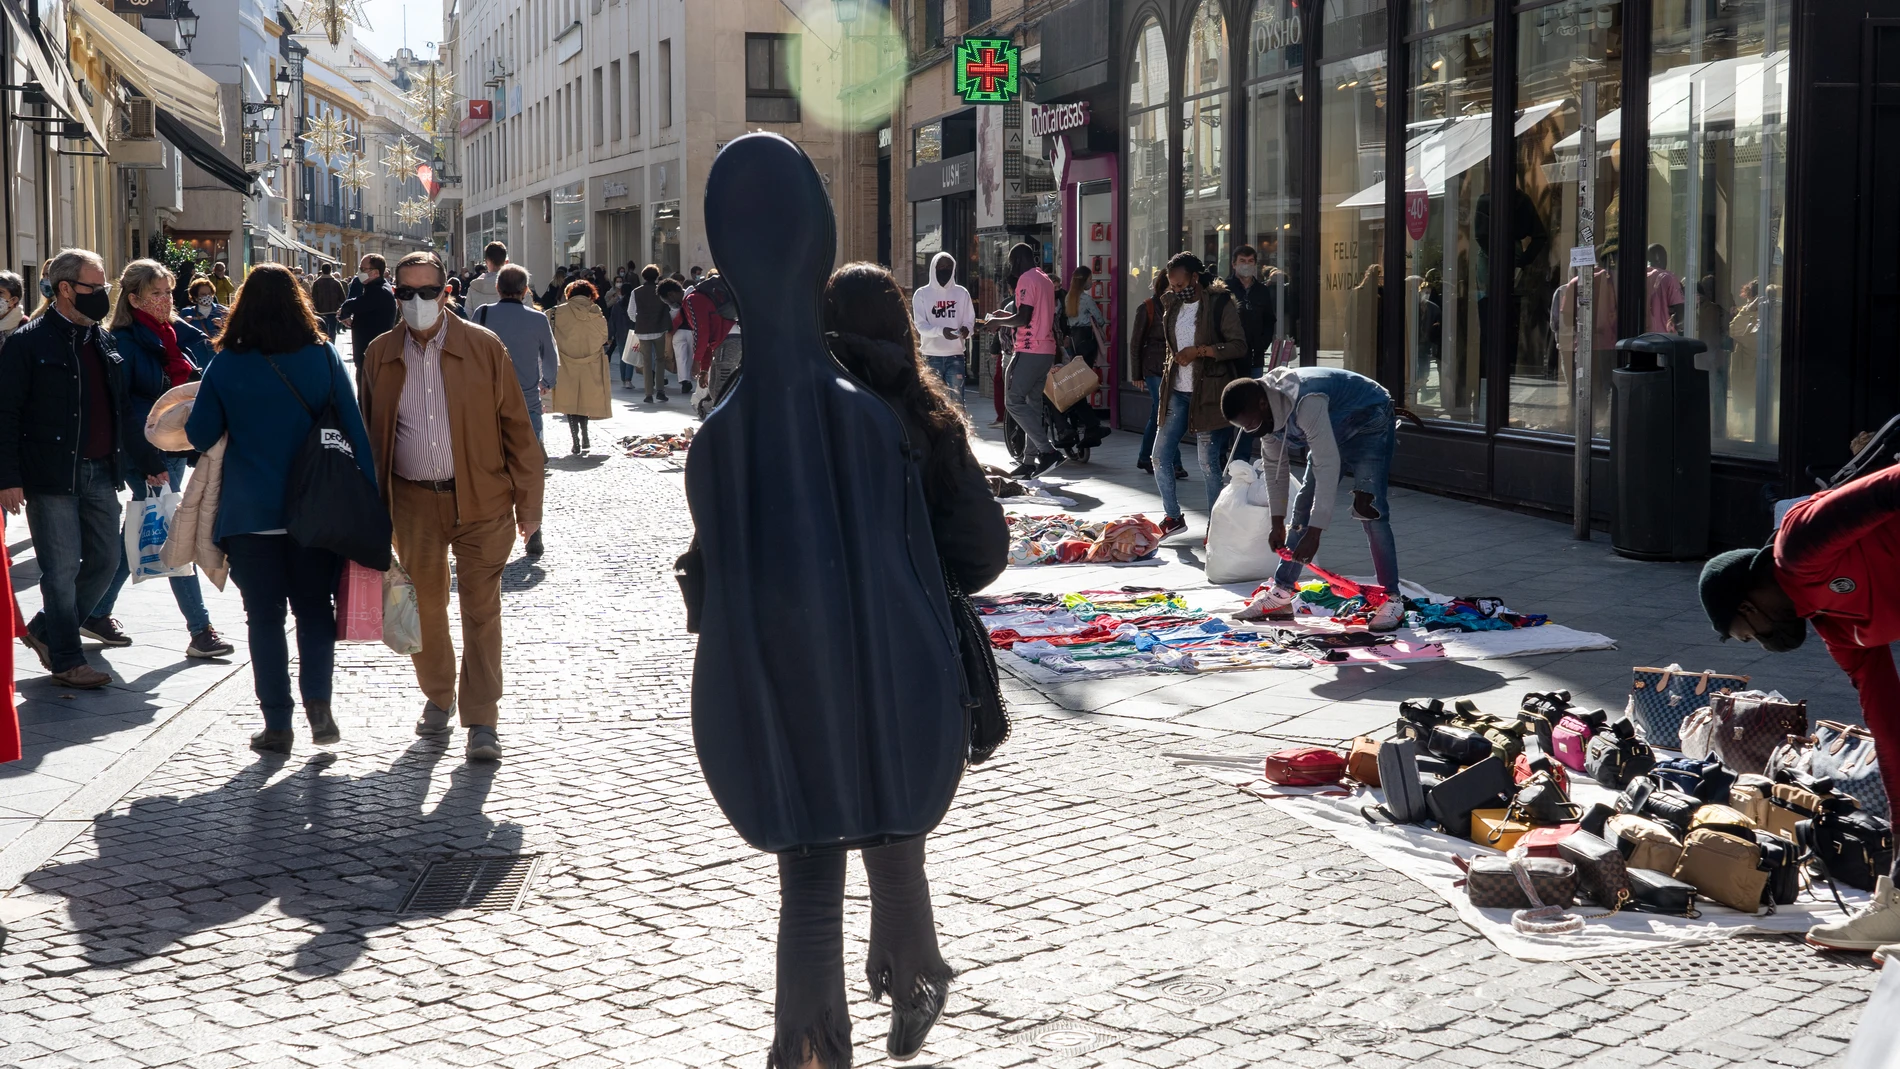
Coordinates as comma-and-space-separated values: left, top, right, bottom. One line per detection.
1028, 101, 1090, 138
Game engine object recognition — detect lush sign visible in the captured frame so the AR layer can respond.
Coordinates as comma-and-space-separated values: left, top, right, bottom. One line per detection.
955, 38, 1020, 104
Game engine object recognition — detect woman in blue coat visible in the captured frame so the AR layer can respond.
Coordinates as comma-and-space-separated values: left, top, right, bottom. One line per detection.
87, 260, 234, 660
186, 264, 377, 754
176, 276, 226, 335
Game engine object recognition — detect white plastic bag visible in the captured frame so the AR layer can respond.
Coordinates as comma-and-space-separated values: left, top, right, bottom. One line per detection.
124, 491, 194, 583
1204, 460, 1280, 584
382, 560, 423, 656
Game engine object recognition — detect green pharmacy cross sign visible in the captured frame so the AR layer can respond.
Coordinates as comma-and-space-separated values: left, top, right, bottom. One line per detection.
955, 38, 1020, 104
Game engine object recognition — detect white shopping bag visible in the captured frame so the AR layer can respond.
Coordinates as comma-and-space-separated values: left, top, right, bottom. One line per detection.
124, 492, 194, 583
1204, 460, 1280, 584
381, 560, 424, 656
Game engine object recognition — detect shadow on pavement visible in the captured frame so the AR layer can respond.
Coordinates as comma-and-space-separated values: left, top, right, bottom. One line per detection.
502, 560, 546, 591
0, 660, 215, 778
22, 738, 521, 977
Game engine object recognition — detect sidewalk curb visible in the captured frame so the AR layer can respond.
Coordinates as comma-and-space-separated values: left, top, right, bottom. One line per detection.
0, 665, 250, 894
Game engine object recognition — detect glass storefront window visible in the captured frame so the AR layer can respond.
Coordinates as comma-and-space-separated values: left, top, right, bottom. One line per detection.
1317, 0, 1387, 374
1125, 19, 1171, 367
555, 182, 585, 267
1183, 2, 1230, 268
913, 200, 943, 289
1507, 0, 1623, 436
1650, 0, 1789, 458
1247, 0, 1304, 355
652, 199, 681, 274
1402, 25, 1493, 423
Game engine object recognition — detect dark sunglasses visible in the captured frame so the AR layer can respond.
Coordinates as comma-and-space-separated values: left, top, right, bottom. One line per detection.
394, 285, 444, 302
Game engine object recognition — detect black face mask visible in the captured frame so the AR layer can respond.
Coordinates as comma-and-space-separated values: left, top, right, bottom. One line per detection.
72, 287, 110, 322
1755, 615, 1808, 653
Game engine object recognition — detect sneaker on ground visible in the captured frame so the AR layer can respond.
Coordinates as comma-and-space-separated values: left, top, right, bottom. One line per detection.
80, 616, 132, 647
1366, 597, 1407, 633
1030, 452, 1066, 478
1877, 943, 1896, 967
415, 700, 456, 737
1157, 515, 1188, 539
187, 627, 235, 658
50, 663, 111, 689
1807, 875, 1900, 951
466, 725, 503, 762
1234, 583, 1299, 622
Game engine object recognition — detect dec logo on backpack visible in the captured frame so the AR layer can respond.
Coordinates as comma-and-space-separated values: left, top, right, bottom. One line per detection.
319, 428, 355, 457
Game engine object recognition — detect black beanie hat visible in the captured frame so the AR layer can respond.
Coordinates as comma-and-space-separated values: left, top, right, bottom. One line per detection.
1698, 546, 1773, 637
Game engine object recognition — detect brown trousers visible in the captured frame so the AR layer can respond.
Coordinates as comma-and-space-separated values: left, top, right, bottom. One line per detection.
391, 478, 516, 726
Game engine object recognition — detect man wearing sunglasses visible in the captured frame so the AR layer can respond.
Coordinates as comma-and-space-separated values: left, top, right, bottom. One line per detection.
357, 251, 545, 763
0, 248, 152, 689
338, 254, 396, 370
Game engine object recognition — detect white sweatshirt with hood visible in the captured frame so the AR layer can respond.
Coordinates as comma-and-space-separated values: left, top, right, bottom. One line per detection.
465, 268, 503, 315
1257, 365, 1344, 531
911, 251, 976, 357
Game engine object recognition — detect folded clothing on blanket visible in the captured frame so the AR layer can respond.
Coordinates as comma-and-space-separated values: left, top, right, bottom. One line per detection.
1007, 515, 1164, 566
975, 587, 1312, 675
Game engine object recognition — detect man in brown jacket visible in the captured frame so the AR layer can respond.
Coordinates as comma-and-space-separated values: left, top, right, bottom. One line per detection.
359, 251, 544, 762
1153, 251, 1249, 537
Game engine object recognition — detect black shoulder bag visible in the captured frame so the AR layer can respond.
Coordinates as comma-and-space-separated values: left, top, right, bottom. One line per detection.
264, 351, 392, 570
944, 569, 1010, 765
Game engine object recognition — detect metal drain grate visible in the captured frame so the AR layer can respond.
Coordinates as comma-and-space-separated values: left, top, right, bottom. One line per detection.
1570, 936, 1877, 985
1158, 978, 1229, 1004
1312, 866, 1362, 881
399, 854, 542, 913
1017, 1020, 1118, 1055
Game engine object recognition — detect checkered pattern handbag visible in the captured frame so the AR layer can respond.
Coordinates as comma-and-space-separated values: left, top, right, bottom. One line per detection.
1627, 666, 1750, 750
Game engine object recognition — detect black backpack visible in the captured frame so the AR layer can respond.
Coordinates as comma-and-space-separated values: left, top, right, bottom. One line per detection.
264, 349, 392, 570
696, 274, 739, 321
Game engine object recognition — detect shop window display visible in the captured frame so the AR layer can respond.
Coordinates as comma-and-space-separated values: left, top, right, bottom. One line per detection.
1317, 0, 1388, 374
1183, 2, 1231, 269
1648, 0, 1790, 458
1247, 0, 1304, 357
1400, 24, 1493, 424
1506, 0, 1622, 437
1125, 18, 1171, 375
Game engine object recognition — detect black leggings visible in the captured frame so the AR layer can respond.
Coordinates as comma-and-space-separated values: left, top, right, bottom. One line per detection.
771, 835, 949, 1068
567, 415, 591, 450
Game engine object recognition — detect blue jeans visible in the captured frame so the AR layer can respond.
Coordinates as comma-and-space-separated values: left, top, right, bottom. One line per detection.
527, 402, 543, 439
639, 336, 668, 396
1138, 375, 1163, 463
1154, 393, 1236, 518
926, 354, 966, 399
25, 459, 123, 672
224, 534, 340, 731
92, 458, 211, 635
1273, 411, 1400, 595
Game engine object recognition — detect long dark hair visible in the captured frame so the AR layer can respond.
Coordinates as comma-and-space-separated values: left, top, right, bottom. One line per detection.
821, 262, 974, 501
214, 263, 322, 354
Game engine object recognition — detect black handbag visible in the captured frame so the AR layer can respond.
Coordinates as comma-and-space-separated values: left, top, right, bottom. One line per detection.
263, 349, 391, 570
1397, 697, 1450, 742
1626, 868, 1701, 917
1803, 809, 1895, 893
944, 569, 1009, 765
686, 134, 967, 853
1756, 830, 1802, 906
1520, 690, 1574, 724
1653, 756, 1738, 804
1640, 788, 1706, 834
1579, 802, 1615, 838
1427, 756, 1514, 839
1426, 724, 1492, 766
1509, 773, 1583, 827
1367, 735, 1428, 824
1557, 830, 1633, 909
1585, 720, 1656, 790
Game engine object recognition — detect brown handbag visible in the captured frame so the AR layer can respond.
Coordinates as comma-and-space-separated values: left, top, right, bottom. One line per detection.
1606, 812, 1686, 873
1709, 692, 1809, 775
1672, 828, 1768, 913
1348, 735, 1382, 787
1460, 855, 1580, 910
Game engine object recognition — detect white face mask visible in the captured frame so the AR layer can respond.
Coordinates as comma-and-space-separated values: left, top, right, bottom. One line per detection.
358, 271, 373, 285
197, 297, 214, 311
402, 295, 442, 331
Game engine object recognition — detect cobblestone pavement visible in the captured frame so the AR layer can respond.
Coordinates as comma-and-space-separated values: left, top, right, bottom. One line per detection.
0, 402, 1882, 1068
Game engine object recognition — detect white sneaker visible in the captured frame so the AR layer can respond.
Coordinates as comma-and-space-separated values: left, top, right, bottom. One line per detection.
1367, 596, 1407, 633
1876, 943, 1896, 967
1807, 875, 1900, 952
1234, 584, 1298, 622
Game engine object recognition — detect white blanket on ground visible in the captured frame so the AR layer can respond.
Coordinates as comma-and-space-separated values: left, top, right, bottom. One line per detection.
1176, 756, 1867, 963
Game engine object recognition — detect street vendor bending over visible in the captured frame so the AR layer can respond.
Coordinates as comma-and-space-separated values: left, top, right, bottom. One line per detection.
1700, 463, 1900, 956
1222, 366, 1404, 633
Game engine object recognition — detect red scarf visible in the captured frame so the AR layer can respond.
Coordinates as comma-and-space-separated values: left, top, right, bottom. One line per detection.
135, 308, 194, 386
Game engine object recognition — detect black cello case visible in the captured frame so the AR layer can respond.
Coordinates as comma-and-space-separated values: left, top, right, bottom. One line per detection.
686, 132, 966, 854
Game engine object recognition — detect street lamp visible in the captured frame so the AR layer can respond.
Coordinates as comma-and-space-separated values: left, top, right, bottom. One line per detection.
281, 139, 294, 165
275, 67, 293, 97
833, 0, 861, 22
174, 1, 198, 49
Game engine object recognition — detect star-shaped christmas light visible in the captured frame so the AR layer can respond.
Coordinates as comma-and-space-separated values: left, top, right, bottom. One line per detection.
404, 64, 461, 136
336, 154, 374, 193
380, 139, 422, 177
295, 0, 371, 47
300, 114, 352, 164
394, 196, 436, 227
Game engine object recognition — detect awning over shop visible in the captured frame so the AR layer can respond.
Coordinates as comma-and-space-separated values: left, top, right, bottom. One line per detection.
70, 0, 224, 140
259, 224, 294, 251
154, 107, 254, 195
0, 0, 107, 150
291, 236, 331, 261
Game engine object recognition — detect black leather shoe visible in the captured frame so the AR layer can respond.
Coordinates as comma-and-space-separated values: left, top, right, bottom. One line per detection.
305, 702, 340, 745
250, 728, 294, 755
877, 971, 949, 1062
526, 530, 544, 556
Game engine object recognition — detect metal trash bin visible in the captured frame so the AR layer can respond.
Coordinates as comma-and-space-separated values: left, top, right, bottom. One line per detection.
1610, 332, 1711, 561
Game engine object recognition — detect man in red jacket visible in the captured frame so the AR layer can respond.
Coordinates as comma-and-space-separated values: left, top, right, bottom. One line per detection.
1700, 462, 1900, 956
